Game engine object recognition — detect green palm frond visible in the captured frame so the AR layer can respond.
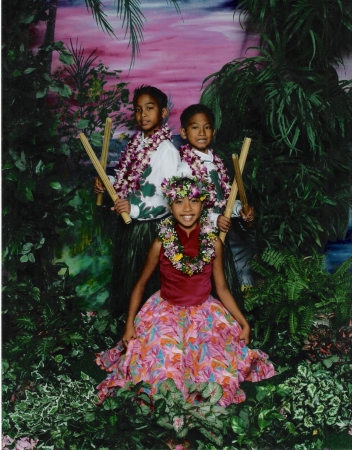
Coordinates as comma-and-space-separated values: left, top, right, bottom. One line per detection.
85, 0, 116, 36
238, 0, 352, 68
114, 0, 145, 64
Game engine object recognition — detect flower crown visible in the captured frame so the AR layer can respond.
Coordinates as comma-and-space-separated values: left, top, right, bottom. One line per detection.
161, 175, 209, 205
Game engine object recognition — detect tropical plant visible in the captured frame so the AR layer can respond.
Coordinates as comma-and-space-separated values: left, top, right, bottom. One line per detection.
201, 0, 352, 255
52, 39, 130, 157
2, 374, 231, 450
244, 248, 352, 354
303, 316, 352, 366
281, 362, 352, 437
229, 382, 293, 448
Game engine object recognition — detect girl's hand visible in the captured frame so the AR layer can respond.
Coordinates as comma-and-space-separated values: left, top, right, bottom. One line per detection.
122, 323, 137, 347
239, 324, 251, 345
111, 198, 131, 215
94, 177, 105, 194
240, 206, 255, 223
217, 215, 232, 232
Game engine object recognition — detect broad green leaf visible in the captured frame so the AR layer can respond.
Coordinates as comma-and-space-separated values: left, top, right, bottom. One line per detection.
50, 181, 61, 190
77, 119, 90, 129
231, 416, 246, 434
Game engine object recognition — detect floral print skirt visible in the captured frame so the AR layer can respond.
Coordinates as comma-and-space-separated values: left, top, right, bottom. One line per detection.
95, 292, 275, 407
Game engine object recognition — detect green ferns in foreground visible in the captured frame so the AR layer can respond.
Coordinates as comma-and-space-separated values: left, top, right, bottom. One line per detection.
245, 249, 352, 349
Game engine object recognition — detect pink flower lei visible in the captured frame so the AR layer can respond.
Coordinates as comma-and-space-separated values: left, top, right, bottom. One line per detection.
158, 212, 217, 276
113, 123, 172, 198
179, 144, 231, 209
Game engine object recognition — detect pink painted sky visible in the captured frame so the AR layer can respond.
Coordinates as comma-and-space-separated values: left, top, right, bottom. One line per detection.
34, 1, 261, 132
34, 1, 352, 133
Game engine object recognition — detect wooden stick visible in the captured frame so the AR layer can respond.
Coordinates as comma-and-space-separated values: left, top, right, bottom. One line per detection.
219, 137, 251, 242
79, 133, 131, 224
96, 118, 112, 206
233, 154, 252, 228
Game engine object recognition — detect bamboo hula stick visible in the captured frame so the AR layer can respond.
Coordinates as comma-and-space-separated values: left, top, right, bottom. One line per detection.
96, 118, 112, 206
219, 137, 251, 242
233, 154, 252, 228
80, 133, 132, 224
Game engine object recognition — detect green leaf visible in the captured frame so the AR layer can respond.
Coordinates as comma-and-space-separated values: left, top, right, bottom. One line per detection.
36, 89, 48, 99
91, 132, 103, 147
231, 416, 247, 434
77, 119, 90, 129
258, 410, 274, 431
64, 218, 74, 227
109, 415, 118, 426
21, 15, 35, 24
55, 354, 63, 363
24, 68, 36, 74
25, 187, 34, 202
59, 52, 74, 65
158, 378, 178, 396
50, 181, 61, 190
201, 382, 223, 404
28, 253, 35, 263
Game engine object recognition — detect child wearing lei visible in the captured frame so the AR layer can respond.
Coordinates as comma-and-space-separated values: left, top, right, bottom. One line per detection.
177, 103, 255, 310
94, 85, 180, 316
95, 175, 275, 407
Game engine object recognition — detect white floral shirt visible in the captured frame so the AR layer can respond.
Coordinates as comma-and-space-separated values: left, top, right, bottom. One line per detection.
111, 138, 180, 221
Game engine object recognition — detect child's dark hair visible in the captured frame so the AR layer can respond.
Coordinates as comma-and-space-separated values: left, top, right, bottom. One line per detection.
133, 85, 168, 110
180, 104, 215, 129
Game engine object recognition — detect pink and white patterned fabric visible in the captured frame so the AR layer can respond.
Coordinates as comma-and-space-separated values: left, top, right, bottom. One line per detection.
95, 292, 275, 407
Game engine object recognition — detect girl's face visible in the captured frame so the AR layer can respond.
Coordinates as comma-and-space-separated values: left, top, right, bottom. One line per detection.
180, 112, 215, 153
170, 196, 203, 233
134, 94, 168, 137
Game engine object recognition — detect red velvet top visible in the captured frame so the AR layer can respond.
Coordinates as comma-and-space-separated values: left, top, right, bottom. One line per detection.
159, 222, 213, 306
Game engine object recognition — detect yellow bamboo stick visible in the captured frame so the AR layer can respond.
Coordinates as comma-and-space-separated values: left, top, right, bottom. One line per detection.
96, 118, 112, 206
80, 133, 131, 224
219, 137, 251, 242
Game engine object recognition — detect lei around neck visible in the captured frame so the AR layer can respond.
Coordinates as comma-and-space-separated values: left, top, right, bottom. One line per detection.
158, 212, 217, 276
113, 124, 172, 198
179, 144, 231, 209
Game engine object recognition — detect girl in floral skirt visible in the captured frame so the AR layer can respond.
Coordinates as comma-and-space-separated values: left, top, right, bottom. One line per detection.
95, 175, 275, 407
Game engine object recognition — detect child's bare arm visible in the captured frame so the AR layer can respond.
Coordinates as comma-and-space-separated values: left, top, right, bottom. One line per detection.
122, 238, 161, 346
212, 238, 251, 344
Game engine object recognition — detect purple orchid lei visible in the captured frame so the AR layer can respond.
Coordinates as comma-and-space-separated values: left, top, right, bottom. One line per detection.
158, 212, 217, 276
161, 175, 209, 205
179, 144, 231, 209
113, 124, 172, 198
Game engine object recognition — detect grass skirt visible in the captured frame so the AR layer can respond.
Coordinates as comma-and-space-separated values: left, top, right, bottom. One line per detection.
109, 217, 161, 316
96, 292, 275, 407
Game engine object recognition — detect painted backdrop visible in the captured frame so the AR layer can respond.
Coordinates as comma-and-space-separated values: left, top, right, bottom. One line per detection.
32, 0, 352, 307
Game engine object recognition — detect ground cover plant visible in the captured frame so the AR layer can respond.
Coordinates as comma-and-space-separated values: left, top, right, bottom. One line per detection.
2, 0, 352, 449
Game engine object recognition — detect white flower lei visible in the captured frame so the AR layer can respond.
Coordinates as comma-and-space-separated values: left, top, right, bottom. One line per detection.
113, 124, 172, 198
158, 213, 217, 276
179, 144, 231, 209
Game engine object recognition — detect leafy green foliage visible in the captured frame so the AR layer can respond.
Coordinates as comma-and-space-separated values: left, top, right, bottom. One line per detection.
153, 379, 228, 446
52, 39, 129, 158
201, 0, 352, 255
281, 362, 352, 435
245, 248, 352, 356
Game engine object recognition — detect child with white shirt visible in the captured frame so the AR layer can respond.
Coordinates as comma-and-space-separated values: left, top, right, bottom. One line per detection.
177, 103, 254, 308
94, 85, 180, 316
